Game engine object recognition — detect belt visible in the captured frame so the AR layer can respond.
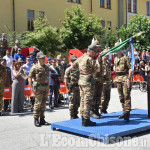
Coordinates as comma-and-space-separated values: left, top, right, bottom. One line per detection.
115, 72, 128, 76
37, 83, 48, 86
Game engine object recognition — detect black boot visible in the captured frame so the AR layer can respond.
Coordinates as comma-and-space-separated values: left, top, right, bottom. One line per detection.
100, 109, 108, 114
82, 119, 96, 127
40, 118, 50, 125
118, 111, 126, 119
74, 114, 79, 119
81, 117, 85, 126
95, 109, 104, 118
34, 118, 41, 127
124, 112, 130, 121
90, 110, 100, 119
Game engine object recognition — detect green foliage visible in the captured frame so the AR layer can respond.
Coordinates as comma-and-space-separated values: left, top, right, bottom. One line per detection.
117, 15, 150, 51
60, 6, 105, 50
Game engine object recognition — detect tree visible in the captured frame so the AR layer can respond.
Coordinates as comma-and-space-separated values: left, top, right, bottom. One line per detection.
60, 6, 105, 50
117, 15, 150, 51
21, 14, 63, 55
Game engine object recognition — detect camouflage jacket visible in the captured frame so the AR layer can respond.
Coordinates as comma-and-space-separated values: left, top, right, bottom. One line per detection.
56, 64, 64, 82
103, 60, 112, 84
0, 39, 8, 49
29, 64, 49, 84
0, 64, 6, 86
64, 66, 79, 85
72, 53, 98, 85
114, 55, 131, 82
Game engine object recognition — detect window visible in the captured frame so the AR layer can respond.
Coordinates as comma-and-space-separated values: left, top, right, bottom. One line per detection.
27, 10, 34, 31
100, 0, 105, 8
128, 0, 131, 12
133, 0, 137, 13
76, 0, 80, 3
107, 21, 111, 30
100, 20, 105, 28
68, 0, 72, 2
147, 1, 150, 16
39, 11, 45, 18
107, 0, 111, 9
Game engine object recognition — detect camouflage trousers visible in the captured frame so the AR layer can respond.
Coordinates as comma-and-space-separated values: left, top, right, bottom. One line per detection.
100, 82, 112, 111
34, 86, 49, 119
92, 81, 103, 110
117, 82, 131, 112
69, 85, 80, 117
0, 83, 4, 112
79, 84, 93, 119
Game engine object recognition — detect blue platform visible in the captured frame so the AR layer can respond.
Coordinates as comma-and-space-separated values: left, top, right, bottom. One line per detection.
51, 109, 150, 144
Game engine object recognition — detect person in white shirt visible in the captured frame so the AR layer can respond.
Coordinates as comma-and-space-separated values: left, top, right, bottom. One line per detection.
3, 50, 13, 68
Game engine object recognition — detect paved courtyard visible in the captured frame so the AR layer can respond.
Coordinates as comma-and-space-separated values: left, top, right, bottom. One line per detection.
0, 88, 149, 150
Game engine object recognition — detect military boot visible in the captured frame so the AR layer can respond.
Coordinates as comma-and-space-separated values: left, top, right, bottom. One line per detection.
82, 119, 96, 127
100, 109, 108, 114
90, 110, 100, 119
74, 114, 79, 119
124, 112, 130, 121
81, 116, 85, 126
95, 109, 104, 118
34, 118, 41, 127
40, 118, 50, 125
118, 111, 126, 119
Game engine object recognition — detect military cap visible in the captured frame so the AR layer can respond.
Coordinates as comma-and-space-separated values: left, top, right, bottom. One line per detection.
18, 58, 23, 62
70, 55, 77, 60
18, 48, 22, 51
15, 40, 19, 44
47, 57, 51, 61
36, 52, 46, 59
56, 55, 62, 60
6, 50, 10, 53
88, 44, 98, 53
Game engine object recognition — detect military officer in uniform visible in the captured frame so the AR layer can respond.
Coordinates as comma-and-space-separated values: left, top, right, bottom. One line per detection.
72, 44, 101, 126
28, 52, 50, 127
11, 40, 20, 58
100, 49, 112, 114
0, 33, 8, 57
114, 42, 132, 121
64, 55, 80, 119
0, 58, 6, 116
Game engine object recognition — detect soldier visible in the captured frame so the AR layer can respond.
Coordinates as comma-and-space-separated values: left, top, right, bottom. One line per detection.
100, 50, 112, 114
11, 40, 20, 58
114, 42, 132, 121
0, 58, 6, 116
64, 55, 80, 119
1, 59, 12, 111
72, 44, 101, 126
0, 33, 8, 57
28, 52, 50, 127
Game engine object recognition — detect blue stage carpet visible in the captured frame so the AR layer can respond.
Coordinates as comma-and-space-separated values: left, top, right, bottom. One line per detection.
51, 109, 150, 143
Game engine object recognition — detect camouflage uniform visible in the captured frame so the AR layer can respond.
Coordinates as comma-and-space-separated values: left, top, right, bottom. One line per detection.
114, 55, 131, 112
92, 59, 103, 112
100, 60, 112, 111
57, 64, 64, 83
11, 46, 20, 58
72, 53, 97, 119
29, 64, 49, 119
0, 39, 8, 57
0, 64, 6, 113
64, 66, 80, 118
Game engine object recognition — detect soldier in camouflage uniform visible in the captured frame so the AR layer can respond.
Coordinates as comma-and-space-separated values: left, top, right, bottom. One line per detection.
1, 59, 12, 111
72, 44, 101, 126
0, 33, 8, 57
100, 51, 112, 114
28, 52, 50, 127
11, 40, 20, 58
0, 58, 6, 116
64, 55, 80, 119
114, 42, 132, 121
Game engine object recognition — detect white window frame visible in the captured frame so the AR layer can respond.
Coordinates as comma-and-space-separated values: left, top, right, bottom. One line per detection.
128, 0, 138, 14
146, 1, 150, 17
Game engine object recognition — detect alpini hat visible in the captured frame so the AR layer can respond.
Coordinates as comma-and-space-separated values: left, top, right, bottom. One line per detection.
56, 54, 62, 60
70, 55, 77, 60
37, 52, 46, 59
88, 44, 98, 53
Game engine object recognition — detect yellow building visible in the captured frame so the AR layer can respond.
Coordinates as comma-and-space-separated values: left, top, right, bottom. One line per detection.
0, 0, 150, 34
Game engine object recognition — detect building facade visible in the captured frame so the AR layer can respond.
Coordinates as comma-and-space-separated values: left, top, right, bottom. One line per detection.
0, 0, 150, 34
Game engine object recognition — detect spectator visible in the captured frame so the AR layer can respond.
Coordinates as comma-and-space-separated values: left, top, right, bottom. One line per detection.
32, 58, 37, 66
46, 57, 51, 67
62, 58, 67, 71
3, 50, 13, 68
49, 59, 61, 108
145, 61, 150, 79
134, 48, 139, 64
29, 52, 34, 65
140, 61, 146, 81
10, 59, 16, 80
32, 46, 40, 59
0, 33, 8, 57
1, 59, 12, 111
14, 48, 25, 62
146, 51, 150, 61
142, 50, 146, 63
11, 40, 20, 58
22, 56, 33, 85
11, 58, 25, 113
